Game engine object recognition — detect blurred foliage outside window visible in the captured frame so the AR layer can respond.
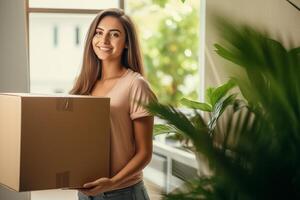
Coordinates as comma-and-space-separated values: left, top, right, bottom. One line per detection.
127, 0, 200, 105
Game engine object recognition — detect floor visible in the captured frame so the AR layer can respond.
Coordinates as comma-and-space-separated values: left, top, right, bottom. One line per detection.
144, 179, 164, 200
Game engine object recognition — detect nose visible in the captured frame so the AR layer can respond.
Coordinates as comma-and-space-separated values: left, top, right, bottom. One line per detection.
103, 33, 110, 44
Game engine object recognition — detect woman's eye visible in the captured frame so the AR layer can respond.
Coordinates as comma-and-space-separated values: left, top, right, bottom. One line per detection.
111, 32, 119, 38
95, 31, 103, 36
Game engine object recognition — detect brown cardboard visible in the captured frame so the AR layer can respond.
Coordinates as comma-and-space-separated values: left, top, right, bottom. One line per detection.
0, 93, 110, 192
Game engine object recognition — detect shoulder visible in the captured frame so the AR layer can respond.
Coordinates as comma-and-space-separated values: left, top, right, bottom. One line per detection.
126, 69, 151, 90
125, 69, 156, 101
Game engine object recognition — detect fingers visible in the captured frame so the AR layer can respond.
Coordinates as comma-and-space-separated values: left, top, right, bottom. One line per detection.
79, 177, 111, 196
83, 180, 99, 188
83, 177, 108, 188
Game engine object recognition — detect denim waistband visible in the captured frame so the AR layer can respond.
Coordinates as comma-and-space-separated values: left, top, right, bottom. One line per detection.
103, 181, 144, 196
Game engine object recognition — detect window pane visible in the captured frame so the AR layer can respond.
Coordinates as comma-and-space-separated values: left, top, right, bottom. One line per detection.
29, 0, 119, 9
126, 0, 200, 105
29, 13, 96, 94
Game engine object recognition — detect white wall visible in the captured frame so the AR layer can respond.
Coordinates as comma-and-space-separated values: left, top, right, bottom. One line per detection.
0, 0, 29, 93
0, 0, 30, 199
205, 0, 300, 88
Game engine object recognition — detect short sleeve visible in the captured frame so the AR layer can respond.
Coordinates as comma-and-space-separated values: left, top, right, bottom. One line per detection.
129, 77, 157, 120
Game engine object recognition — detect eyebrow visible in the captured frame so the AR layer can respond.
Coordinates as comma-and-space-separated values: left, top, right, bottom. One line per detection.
96, 27, 121, 33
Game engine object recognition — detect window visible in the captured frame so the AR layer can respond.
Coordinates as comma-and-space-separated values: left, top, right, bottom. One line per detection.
27, 0, 121, 94
126, 0, 203, 192
126, 0, 201, 105
29, 13, 97, 93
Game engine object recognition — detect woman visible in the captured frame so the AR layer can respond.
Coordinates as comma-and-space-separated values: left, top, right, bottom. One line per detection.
70, 8, 156, 200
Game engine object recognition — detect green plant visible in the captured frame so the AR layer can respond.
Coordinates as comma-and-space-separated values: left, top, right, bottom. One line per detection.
154, 79, 239, 148
146, 19, 300, 200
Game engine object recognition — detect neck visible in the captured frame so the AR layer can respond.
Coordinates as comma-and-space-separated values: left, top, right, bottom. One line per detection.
101, 59, 125, 79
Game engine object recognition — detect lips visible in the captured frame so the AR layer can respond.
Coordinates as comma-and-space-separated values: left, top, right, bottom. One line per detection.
99, 46, 113, 52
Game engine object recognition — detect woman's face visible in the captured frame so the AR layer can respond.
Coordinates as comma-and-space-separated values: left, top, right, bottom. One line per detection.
92, 16, 126, 62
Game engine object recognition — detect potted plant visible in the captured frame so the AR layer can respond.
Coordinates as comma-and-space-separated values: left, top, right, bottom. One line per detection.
146, 18, 300, 199
153, 79, 241, 177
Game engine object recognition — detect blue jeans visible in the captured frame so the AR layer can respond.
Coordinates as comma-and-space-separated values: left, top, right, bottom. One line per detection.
78, 181, 150, 200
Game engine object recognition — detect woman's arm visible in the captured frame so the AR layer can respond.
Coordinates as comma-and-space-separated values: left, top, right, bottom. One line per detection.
80, 116, 154, 196
111, 116, 154, 185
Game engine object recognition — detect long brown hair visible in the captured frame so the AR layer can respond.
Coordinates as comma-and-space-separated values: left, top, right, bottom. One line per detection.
69, 8, 144, 95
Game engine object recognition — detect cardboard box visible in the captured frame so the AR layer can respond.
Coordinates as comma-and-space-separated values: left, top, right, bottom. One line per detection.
0, 93, 110, 192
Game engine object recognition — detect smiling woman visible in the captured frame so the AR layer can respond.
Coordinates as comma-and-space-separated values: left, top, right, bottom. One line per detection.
70, 8, 157, 200
70, 8, 144, 95
92, 16, 127, 64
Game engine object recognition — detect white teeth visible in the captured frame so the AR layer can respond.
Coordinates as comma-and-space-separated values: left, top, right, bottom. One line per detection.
100, 47, 112, 51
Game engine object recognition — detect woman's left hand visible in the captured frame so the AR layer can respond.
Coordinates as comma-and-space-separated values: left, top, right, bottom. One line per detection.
79, 177, 116, 196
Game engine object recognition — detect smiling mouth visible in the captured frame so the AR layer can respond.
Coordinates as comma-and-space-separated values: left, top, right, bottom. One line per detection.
99, 47, 113, 52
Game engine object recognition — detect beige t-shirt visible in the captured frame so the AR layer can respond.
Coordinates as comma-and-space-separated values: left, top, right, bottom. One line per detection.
105, 68, 156, 190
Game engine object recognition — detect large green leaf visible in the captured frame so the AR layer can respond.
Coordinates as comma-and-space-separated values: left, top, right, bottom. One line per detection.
208, 93, 238, 134
209, 79, 236, 107
205, 87, 215, 105
180, 98, 212, 112
146, 101, 214, 157
153, 124, 179, 136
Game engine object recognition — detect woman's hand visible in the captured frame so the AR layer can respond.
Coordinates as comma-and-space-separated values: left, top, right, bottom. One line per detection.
78, 116, 154, 197
79, 177, 116, 196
